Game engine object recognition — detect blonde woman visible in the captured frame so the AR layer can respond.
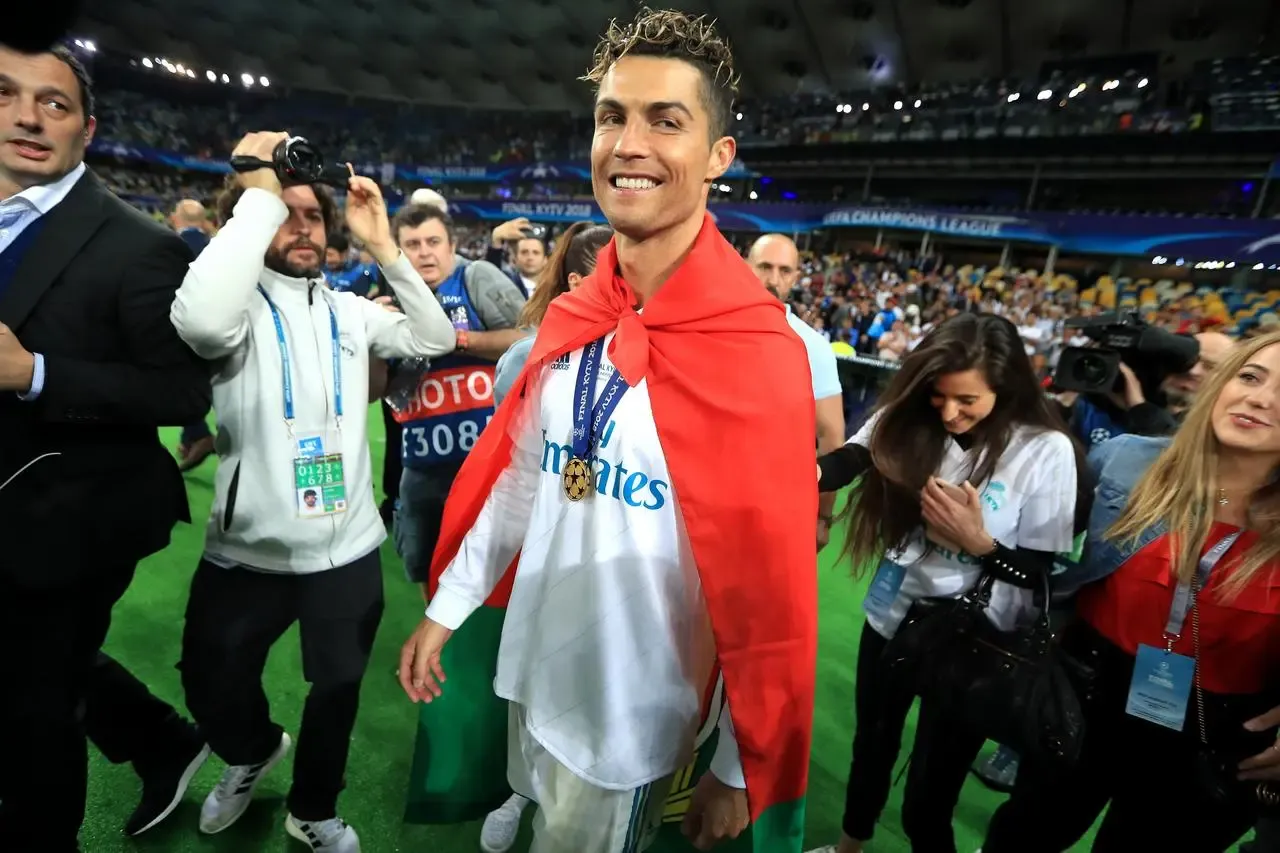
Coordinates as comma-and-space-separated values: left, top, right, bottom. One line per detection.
983, 331, 1280, 853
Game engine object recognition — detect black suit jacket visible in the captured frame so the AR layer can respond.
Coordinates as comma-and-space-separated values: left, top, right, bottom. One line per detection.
0, 170, 211, 588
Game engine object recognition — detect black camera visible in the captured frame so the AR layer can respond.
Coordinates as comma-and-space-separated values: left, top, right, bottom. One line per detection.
229, 136, 350, 189
1053, 311, 1199, 394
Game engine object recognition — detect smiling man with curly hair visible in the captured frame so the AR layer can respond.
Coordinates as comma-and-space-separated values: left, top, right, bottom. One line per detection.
401, 8, 818, 853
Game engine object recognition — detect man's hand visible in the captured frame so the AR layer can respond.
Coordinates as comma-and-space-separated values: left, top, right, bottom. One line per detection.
373, 295, 401, 314
681, 773, 749, 850
345, 175, 399, 266
1238, 705, 1280, 781
490, 217, 531, 246
0, 323, 35, 392
230, 131, 290, 195
398, 618, 454, 703
1115, 361, 1146, 409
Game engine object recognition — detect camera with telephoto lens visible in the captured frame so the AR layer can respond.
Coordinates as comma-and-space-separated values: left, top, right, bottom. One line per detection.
1052, 310, 1199, 394
229, 136, 350, 189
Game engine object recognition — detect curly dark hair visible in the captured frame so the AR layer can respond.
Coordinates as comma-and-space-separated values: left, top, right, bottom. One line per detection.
581, 7, 740, 140
213, 177, 338, 233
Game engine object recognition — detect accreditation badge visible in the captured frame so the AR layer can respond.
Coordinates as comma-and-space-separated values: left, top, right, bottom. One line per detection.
293, 431, 347, 517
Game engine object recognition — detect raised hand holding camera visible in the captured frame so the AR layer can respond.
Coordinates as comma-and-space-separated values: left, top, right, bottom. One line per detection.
229, 131, 290, 195
344, 173, 399, 267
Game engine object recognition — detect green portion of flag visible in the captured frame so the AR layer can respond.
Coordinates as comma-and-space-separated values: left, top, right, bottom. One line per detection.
647, 726, 807, 853
402, 606, 808, 850
403, 606, 511, 824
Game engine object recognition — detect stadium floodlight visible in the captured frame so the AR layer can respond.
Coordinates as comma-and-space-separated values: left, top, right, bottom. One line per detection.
206, 70, 216, 81
749, 191, 758, 200
1137, 77, 1149, 88
260, 76, 270, 87
241, 73, 254, 86
1037, 89, 1052, 100
862, 102, 869, 111
913, 99, 921, 108
1006, 92, 1019, 102
186, 69, 196, 78
893, 100, 903, 110
85, 40, 96, 52
1255, 263, 1265, 270
736, 112, 743, 120
221, 73, 230, 83
142, 58, 153, 68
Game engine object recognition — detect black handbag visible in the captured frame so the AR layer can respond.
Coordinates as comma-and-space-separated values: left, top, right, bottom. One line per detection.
881, 570, 1091, 765
1187, 572, 1280, 815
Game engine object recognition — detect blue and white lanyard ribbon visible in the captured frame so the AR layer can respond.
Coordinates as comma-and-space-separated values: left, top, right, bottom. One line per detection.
569, 335, 630, 460
258, 285, 343, 432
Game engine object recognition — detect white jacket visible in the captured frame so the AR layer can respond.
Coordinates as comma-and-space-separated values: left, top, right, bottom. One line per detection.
171, 188, 456, 573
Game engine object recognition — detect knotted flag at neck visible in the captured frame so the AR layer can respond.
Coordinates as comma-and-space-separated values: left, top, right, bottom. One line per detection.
428, 212, 818, 845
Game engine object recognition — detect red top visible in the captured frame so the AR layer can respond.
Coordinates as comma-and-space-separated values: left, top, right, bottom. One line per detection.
1079, 522, 1280, 694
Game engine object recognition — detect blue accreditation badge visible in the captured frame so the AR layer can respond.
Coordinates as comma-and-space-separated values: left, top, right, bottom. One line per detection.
1125, 644, 1195, 731
864, 560, 907, 621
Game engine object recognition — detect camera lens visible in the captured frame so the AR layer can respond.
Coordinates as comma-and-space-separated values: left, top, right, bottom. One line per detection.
1071, 353, 1109, 386
279, 138, 321, 184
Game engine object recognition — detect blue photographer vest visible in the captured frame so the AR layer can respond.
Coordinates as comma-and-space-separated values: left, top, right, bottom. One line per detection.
394, 261, 497, 469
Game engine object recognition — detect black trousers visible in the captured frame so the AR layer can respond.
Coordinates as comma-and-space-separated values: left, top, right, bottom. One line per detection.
842, 621, 985, 852
381, 399, 402, 503
0, 564, 191, 852
983, 624, 1266, 853
180, 551, 384, 821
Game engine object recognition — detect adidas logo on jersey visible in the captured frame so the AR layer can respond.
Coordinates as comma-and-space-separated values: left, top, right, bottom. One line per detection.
550, 352, 572, 371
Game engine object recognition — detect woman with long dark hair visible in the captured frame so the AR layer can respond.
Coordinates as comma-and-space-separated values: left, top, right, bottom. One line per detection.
491, 221, 613, 407
805, 313, 1087, 853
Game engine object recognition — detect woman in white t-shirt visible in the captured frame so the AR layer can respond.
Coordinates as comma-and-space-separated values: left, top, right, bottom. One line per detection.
804, 313, 1086, 853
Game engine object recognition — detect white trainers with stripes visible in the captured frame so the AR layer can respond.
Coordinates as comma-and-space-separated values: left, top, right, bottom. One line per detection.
285, 813, 361, 852
197, 732, 292, 834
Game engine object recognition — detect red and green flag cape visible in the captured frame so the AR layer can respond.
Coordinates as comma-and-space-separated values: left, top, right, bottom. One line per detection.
404, 214, 818, 850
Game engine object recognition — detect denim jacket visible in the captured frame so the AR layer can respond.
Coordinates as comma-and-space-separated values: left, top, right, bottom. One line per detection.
1056, 433, 1172, 595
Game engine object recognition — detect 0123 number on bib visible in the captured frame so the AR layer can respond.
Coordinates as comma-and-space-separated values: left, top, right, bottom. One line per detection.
294, 432, 347, 517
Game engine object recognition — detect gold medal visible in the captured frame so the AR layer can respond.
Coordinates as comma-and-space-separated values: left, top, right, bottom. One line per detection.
562, 457, 593, 502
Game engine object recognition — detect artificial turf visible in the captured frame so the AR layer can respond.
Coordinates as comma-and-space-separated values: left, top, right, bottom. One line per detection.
83, 404, 1248, 852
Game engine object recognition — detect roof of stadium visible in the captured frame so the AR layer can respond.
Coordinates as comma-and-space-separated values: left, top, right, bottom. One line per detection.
78, 0, 1276, 110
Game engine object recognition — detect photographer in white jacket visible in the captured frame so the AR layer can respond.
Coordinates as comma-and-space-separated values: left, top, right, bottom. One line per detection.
168, 131, 456, 853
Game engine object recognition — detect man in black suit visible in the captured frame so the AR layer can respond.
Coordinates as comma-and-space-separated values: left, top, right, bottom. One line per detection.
0, 45, 212, 850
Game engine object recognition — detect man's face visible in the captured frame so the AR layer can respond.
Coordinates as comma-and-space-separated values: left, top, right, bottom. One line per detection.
0, 47, 95, 192
397, 217, 456, 287
749, 237, 800, 300
590, 55, 735, 242
514, 237, 546, 278
263, 185, 326, 279
1167, 331, 1236, 401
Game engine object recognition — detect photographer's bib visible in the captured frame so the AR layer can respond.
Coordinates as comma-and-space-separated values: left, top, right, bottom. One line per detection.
260, 286, 348, 518
392, 263, 496, 469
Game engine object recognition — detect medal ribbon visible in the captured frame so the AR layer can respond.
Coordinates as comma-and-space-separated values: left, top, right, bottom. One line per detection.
569, 335, 630, 460
259, 285, 344, 427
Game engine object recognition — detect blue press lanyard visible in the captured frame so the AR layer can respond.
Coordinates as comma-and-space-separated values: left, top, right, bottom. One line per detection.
258, 285, 343, 427
1162, 530, 1242, 650
570, 335, 630, 460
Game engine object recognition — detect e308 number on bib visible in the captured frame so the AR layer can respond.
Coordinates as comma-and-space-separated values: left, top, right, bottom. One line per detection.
403, 411, 494, 464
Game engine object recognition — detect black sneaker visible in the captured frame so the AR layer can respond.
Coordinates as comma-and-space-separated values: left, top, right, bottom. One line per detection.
124, 738, 211, 836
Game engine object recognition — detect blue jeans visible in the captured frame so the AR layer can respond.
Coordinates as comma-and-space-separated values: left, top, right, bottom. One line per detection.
394, 463, 464, 584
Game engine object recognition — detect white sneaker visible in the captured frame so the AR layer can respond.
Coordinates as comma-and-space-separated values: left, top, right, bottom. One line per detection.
480, 794, 530, 852
198, 732, 292, 834
286, 813, 362, 852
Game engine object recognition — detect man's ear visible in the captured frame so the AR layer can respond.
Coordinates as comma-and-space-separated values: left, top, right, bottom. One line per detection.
703, 136, 737, 183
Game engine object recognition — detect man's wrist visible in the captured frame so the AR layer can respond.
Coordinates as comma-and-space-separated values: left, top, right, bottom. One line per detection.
369, 243, 402, 268
8, 350, 35, 394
